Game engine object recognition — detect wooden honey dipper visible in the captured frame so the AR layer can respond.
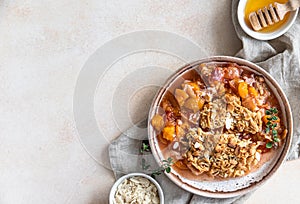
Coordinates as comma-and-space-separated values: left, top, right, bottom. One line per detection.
249, 0, 300, 31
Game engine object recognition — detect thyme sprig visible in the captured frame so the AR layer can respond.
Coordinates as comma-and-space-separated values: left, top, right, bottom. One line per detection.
140, 142, 173, 178
265, 107, 280, 149
150, 157, 173, 178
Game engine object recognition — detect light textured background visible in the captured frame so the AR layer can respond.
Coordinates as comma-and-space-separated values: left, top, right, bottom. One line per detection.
0, 0, 299, 203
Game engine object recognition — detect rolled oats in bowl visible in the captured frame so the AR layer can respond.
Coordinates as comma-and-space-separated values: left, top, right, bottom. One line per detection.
109, 173, 164, 204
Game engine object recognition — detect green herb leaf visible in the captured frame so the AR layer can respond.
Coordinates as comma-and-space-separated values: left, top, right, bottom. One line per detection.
165, 167, 171, 173
266, 110, 272, 115
266, 142, 273, 148
272, 129, 278, 136
151, 171, 161, 178
140, 142, 151, 154
274, 137, 280, 143
265, 127, 270, 133
271, 116, 278, 121
266, 107, 278, 115
143, 143, 149, 150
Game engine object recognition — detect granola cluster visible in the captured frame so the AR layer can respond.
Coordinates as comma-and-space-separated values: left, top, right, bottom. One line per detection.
184, 129, 261, 178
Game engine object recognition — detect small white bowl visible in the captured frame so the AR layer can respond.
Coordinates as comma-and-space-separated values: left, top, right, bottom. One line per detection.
237, 0, 299, 40
109, 173, 164, 204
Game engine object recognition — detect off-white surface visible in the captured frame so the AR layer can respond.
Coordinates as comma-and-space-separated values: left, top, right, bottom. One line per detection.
246, 159, 300, 204
0, 0, 298, 204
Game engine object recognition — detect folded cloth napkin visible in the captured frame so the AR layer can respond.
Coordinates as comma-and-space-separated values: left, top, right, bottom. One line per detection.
109, 1, 300, 203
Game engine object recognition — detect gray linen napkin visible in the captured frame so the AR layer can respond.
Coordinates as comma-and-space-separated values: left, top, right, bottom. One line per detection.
109, 1, 300, 203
